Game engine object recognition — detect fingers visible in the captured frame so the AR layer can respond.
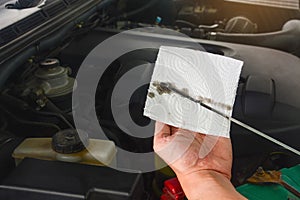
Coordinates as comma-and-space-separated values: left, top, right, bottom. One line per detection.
154, 121, 171, 137
154, 124, 196, 168
153, 121, 222, 164
153, 121, 171, 152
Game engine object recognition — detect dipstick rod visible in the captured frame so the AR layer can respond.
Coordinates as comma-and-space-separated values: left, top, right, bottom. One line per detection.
160, 82, 300, 156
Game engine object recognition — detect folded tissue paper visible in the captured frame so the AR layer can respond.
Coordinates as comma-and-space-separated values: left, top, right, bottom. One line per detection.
143, 46, 243, 138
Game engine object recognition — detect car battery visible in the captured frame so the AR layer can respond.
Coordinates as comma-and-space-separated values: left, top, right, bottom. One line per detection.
237, 165, 300, 200
160, 177, 185, 200
0, 158, 146, 200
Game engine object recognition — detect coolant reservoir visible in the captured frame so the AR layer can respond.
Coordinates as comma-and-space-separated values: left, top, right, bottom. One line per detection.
13, 129, 116, 167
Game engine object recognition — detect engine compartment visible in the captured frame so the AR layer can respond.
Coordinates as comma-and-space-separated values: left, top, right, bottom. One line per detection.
1, 0, 300, 199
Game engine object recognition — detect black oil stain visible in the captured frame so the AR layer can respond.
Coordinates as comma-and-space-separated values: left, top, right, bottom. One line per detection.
152, 81, 232, 111
153, 81, 172, 95
181, 88, 189, 96
196, 96, 232, 110
148, 92, 155, 98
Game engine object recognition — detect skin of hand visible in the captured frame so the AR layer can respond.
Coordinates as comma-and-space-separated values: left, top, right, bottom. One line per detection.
153, 121, 247, 200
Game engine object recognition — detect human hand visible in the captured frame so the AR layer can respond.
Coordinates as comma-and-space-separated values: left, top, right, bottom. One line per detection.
153, 121, 232, 178
153, 121, 246, 200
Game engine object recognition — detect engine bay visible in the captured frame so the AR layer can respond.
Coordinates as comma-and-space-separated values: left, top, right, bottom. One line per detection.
1, 0, 300, 199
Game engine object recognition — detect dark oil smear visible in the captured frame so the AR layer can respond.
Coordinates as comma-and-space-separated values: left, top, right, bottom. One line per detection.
152, 81, 172, 95
154, 81, 232, 111
148, 92, 155, 98
196, 96, 232, 110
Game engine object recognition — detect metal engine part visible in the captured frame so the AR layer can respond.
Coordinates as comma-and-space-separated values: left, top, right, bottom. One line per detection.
33, 58, 75, 98
20, 58, 75, 111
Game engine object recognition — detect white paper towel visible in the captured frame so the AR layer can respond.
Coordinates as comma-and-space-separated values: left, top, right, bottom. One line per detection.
143, 46, 243, 138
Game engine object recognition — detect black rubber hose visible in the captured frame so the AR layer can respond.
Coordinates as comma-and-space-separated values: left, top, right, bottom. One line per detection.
0, 93, 69, 130
45, 99, 74, 129
0, 105, 61, 131
175, 20, 197, 28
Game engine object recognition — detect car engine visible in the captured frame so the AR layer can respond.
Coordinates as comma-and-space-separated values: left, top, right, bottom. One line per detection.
0, 0, 300, 199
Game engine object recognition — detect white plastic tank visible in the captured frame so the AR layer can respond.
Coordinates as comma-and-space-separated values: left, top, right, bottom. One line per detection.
13, 129, 117, 167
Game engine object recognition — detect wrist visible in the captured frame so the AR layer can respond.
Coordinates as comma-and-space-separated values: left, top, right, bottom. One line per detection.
176, 170, 246, 200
